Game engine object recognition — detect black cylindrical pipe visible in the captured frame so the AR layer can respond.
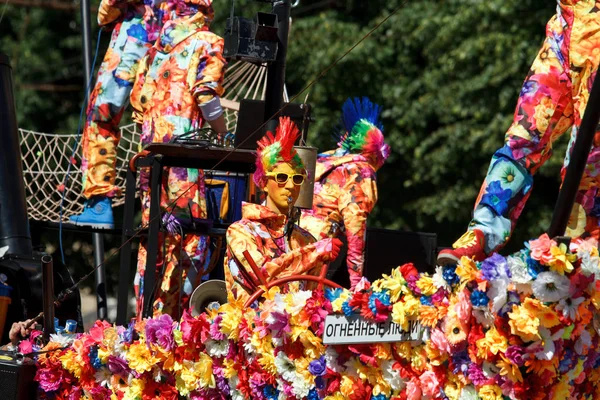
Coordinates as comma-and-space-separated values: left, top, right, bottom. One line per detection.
0, 54, 33, 256
41, 254, 55, 341
548, 72, 600, 238
264, 0, 291, 132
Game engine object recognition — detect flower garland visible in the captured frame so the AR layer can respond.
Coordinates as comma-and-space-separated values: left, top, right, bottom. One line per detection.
31, 234, 600, 399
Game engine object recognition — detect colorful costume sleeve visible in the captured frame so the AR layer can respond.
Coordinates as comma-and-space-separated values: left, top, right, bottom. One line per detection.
188, 34, 226, 105
468, 11, 575, 254
226, 223, 334, 289
129, 52, 151, 125
338, 164, 378, 287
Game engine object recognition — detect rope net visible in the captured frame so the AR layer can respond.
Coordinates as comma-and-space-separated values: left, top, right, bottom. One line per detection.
20, 61, 287, 223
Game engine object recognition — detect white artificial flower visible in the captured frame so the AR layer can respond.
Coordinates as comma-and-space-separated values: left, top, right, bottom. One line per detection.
94, 368, 111, 388
487, 278, 508, 313
324, 347, 343, 373
556, 296, 585, 320
531, 271, 570, 302
291, 373, 311, 399
482, 361, 500, 379
459, 386, 479, 400
533, 327, 564, 360
49, 333, 76, 347
381, 359, 406, 391
575, 329, 592, 355
354, 277, 369, 292
432, 266, 451, 291
579, 251, 600, 279
472, 306, 494, 328
507, 254, 532, 284
231, 390, 245, 400
205, 339, 230, 358
274, 352, 296, 382
287, 291, 312, 315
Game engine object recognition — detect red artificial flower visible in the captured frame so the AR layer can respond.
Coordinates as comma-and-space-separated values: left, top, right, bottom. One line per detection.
399, 263, 419, 281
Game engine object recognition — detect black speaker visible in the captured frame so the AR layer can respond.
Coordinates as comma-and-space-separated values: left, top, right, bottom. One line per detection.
364, 228, 437, 280
234, 99, 311, 150
0, 359, 37, 400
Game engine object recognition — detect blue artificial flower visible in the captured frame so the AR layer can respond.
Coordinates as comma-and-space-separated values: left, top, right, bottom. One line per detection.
442, 266, 460, 286
451, 351, 470, 375
325, 287, 343, 302
342, 300, 356, 317
480, 253, 511, 281
89, 346, 103, 369
480, 180, 512, 216
368, 290, 391, 314
371, 395, 388, 400
308, 356, 327, 376
526, 256, 543, 278
263, 385, 279, 400
307, 388, 320, 400
420, 296, 433, 306
470, 289, 489, 307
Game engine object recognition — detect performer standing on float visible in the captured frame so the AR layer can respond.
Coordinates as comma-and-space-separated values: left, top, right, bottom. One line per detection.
69, 0, 167, 228
224, 117, 342, 302
438, 0, 600, 264
129, 0, 227, 318
300, 97, 390, 289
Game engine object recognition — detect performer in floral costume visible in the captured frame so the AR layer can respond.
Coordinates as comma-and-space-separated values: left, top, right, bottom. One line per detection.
224, 117, 342, 302
438, 0, 600, 264
130, 0, 228, 318
70, 0, 167, 228
300, 97, 390, 289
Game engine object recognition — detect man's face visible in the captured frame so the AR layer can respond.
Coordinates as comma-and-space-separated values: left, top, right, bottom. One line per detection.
264, 162, 303, 214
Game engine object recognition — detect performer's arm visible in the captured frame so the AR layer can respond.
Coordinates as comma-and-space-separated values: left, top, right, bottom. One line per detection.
190, 36, 227, 132
97, 0, 142, 27
129, 53, 150, 125
262, 237, 339, 280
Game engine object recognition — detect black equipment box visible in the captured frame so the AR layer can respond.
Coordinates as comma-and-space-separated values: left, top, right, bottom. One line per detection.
0, 358, 38, 400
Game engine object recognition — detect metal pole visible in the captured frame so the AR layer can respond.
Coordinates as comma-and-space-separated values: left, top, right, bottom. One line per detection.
264, 0, 291, 133
41, 255, 55, 342
80, 0, 108, 321
548, 72, 600, 238
0, 54, 33, 257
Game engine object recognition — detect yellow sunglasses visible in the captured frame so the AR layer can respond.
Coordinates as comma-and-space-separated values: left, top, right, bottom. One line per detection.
265, 172, 306, 186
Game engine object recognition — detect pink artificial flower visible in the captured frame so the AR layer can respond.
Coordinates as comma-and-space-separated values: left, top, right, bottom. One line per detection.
430, 328, 451, 354
455, 288, 472, 321
419, 370, 440, 397
529, 233, 556, 264
406, 377, 422, 400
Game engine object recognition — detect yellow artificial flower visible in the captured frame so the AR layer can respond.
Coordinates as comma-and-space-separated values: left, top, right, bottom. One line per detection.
455, 256, 480, 287
497, 356, 523, 383
373, 267, 407, 302
339, 376, 356, 398
409, 345, 427, 372
550, 376, 571, 400
426, 340, 448, 366
299, 331, 325, 359
476, 327, 508, 358
219, 303, 243, 340
123, 378, 144, 400
60, 349, 84, 379
537, 303, 561, 328
479, 384, 503, 400
391, 295, 419, 329
548, 243, 576, 274
444, 372, 465, 400
394, 342, 413, 361
416, 276, 437, 296
418, 305, 447, 328
374, 343, 393, 361
126, 342, 157, 373
222, 358, 238, 380
197, 353, 216, 388
331, 290, 352, 312
508, 303, 540, 342
324, 393, 346, 400
258, 351, 278, 375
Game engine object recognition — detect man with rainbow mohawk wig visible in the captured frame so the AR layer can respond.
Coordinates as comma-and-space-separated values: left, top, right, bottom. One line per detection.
224, 117, 342, 303
300, 97, 390, 289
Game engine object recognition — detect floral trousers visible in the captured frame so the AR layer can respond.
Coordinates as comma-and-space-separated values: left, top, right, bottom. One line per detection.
467, 1, 600, 254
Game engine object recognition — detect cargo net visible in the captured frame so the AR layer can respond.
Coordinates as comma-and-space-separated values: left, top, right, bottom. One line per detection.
19, 61, 287, 223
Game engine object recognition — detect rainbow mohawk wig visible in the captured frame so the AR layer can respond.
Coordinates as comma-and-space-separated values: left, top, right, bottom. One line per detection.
337, 97, 390, 167
254, 117, 304, 188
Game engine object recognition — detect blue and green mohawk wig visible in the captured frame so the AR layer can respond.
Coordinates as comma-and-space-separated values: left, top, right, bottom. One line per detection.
336, 97, 390, 168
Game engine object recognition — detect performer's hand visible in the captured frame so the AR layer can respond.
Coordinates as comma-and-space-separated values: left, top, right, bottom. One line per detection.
329, 238, 343, 261
9, 319, 33, 345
